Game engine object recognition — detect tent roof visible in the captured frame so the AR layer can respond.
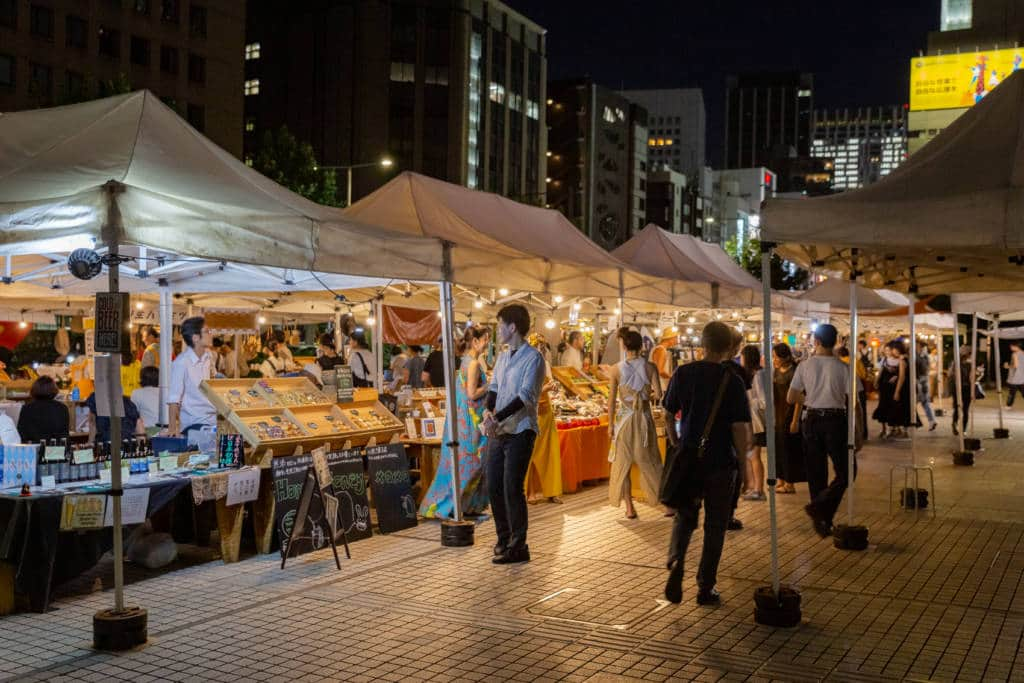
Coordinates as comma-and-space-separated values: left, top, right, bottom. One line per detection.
344, 172, 711, 306
0, 91, 444, 280
761, 70, 1024, 294
800, 279, 908, 313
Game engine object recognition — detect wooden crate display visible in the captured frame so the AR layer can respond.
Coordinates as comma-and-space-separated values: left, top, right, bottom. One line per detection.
286, 405, 359, 438
202, 379, 274, 414
228, 408, 308, 446
252, 377, 334, 408
339, 398, 405, 439
552, 366, 596, 398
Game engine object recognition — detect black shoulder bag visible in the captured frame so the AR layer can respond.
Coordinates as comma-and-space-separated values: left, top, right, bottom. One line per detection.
352, 351, 373, 388
658, 366, 732, 509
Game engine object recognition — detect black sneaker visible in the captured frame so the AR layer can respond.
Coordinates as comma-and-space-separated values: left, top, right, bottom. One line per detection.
664, 560, 684, 604
805, 504, 831, 538
727, 518, 743, 531
493, 545, 530, 564
493, 543, 507, 557
696, 588, 721, 606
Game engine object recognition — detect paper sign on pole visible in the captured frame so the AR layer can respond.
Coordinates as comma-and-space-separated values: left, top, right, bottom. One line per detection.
92, 354, 124, 418
104, 487, 150, 526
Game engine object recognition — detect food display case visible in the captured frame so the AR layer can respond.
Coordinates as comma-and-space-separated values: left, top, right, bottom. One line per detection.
201, 378, 405, 455
551, 365, 610, 400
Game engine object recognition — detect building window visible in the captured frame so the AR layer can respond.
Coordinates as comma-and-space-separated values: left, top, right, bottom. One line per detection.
64, 70, 85, 100
66, 15, 87, 49
160, 0, 179, 23
244, 42, 260, 60
389, 62, 414, 83
130, 36, 150, 66
244, 117, 255, 133
526, 99, 539, 120
488, 82, 505, 104
160, 45, 178, 74
29, 61, 52, 100
30, 4, 53, 40
98, 27, 120, 59
0, 54, 13, 87
186, 103, 204, 131
134, 0, 150, 14
189, 4, 206, 37
0, 0, 16, 29
187, 53, 205, 84
244, 78, 259, 96
244, 155, 253, 167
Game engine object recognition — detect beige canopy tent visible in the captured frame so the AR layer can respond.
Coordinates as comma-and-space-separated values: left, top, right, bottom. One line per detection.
0, 91, 444, 279
345, 172, 714, 307
761, 70, 1024, 294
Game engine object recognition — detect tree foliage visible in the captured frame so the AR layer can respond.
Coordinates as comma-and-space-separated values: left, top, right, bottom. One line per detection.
252, 126, 340, 206
723, 236, 809, 291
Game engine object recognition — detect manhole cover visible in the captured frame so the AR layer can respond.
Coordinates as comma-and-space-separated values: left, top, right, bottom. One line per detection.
525, 588, 668, 630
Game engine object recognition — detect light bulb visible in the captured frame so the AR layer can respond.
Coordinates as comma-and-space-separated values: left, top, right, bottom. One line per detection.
654, 328, 662, 337
731, 312, 738, 318
716, 313, 723, 320
474, 300, 483, 309
135, 301, 144, 310
498, 288, 509, 297
553, 295, 563, 304
671, 326, 678, 333
545, 318, 556, 330
126, 322, 133, 329
366, 316, 376, 326
437, 311, 442, 318
738, 322, 744, 331
573, 302, 581, 311
66, 354, 75, 363
18, 321, 27, 329
686, 327, 693, 335
257, 316, 267, 325
688, 315, 696, 323
613, 308, 621, 315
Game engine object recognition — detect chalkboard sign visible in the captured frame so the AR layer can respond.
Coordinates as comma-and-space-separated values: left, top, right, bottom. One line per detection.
366, 443, 417, 533
327, 449, 372, 542
94, 292, 130, 353
218, 433, 244, 469
335, 366, 354, 403
272, 449, 372, 559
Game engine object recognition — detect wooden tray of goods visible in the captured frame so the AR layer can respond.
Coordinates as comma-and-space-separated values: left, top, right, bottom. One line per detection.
552, 366, 605, 399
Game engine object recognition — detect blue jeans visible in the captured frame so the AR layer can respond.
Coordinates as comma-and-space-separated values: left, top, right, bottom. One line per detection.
486, 430, 537, 551
917, 379, 935, 424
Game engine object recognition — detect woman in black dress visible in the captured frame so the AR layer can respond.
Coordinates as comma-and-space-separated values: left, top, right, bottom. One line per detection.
885, 340, 912, 438
873, 341, 898, 439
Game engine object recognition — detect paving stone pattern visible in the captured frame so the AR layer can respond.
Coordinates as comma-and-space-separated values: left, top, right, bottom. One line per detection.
3, 400, 1024, 681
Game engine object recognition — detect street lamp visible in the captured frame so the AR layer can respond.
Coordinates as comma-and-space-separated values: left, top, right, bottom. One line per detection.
314, 157, 394, 206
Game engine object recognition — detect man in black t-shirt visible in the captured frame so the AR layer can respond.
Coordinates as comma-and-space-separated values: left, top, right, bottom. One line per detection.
422, 337, 446, 388
662, 321, 752, 607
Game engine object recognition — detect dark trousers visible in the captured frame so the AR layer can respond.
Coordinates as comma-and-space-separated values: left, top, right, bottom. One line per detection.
1007, 384, 1023, 407
668, 467, 736, 591
953, 391, 972, 430
486, 429, 537, 551
802, 411, 854, 524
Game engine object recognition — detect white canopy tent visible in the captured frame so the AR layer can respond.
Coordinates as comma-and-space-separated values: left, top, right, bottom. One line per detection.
345, 172, 714, 307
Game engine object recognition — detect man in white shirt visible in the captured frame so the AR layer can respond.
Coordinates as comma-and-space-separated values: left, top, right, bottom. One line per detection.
787, 323, 852, 539
560, 331, 584, 369
168, 316, 216, 436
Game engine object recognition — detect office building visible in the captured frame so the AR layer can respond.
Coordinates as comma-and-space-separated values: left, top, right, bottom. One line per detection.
908, 0, 1024, 154
723, 72, 813, 169
547, 78, 648, 249
0, 0, 245, 157
245, 0, 546, 204
645, 168, 686, 233
710, 168, 776, 246
620, 88, 706, 179
812, 106, 907, 190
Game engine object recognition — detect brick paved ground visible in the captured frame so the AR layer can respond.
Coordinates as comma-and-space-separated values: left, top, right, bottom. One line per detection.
3, 398, 1024, 682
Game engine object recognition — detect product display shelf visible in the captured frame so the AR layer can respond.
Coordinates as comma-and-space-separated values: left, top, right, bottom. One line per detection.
552, 365, 609, 399
202, 379, 276, 414
251, 377, 335, 408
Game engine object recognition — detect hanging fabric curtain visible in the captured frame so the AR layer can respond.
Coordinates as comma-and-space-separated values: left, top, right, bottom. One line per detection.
381, 304, 443, 345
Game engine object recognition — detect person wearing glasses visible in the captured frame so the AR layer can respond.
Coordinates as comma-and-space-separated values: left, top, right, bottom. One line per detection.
168, 316, 216, 436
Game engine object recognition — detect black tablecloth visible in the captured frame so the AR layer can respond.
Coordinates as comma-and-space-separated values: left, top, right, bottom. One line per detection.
0, 478, 191, 612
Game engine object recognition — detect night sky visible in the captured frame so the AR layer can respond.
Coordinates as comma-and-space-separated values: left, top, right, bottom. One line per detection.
506, 0, 939, 166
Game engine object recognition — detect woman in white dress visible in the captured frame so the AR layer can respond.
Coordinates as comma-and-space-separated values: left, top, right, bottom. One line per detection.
607, 330, 663, 519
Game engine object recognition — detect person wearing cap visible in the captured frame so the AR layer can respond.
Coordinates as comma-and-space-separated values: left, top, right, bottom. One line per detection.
787, 323, 852, 539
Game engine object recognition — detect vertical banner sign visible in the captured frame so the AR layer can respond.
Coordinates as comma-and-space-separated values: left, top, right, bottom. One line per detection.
366, 443, 417, 533
94, 293, 130, 353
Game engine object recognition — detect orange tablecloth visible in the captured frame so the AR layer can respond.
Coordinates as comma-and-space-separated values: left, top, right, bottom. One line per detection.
558, 417, 611, 493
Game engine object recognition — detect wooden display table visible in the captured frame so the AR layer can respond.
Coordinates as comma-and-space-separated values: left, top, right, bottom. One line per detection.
401, 436, 442, 505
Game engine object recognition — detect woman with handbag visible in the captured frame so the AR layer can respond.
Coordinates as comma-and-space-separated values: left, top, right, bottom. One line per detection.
607, 330, 663, 519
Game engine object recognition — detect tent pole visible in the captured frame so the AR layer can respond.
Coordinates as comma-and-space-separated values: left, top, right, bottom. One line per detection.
373, 298, 384, 391
158, 280, 172, 427
439, 279, 461, 521
760, 243, 780, 596
993, 315, 1005, 434
970, 313, 978, 436
592, 313, 601, 367
333, 309, 343, 358
936, 328, 945, 414
908, 293, 917, 469
847, 276, 858, 526
953, 323, 966, 452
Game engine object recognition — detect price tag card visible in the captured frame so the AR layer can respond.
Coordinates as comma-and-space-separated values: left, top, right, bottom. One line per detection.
44, 446, 66, 462
159, 453, 180, 471
405, 417, 417, 439
40, 475, 57, 489
226, 467, 260, 506
99, 469, 112, 483
72, 448, 95, 465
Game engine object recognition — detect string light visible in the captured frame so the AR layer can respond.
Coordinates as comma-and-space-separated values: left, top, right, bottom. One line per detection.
614, 308, 621, 315
688, 315, 696, 323
474, 299, 483, 309
670, 325, 678, 333
135, 301, 144, 310
573, 302, 581, 311
686, 327, 693, 335
366, 316, 376, 326
553, 295, 563, 304
545, 318, 556, 329
498, 288, 509, 297
257, 316, 267, 324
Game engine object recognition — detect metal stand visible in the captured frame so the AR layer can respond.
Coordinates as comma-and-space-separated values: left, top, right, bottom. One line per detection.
889, 465, 936, 517
888, 288, 936, 517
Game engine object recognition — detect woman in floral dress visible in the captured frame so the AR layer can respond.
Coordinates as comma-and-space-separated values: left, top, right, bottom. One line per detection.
420, 326, 492, 518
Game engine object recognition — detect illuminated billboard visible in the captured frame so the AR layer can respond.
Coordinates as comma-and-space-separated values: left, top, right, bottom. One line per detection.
909, 48, 1024, 111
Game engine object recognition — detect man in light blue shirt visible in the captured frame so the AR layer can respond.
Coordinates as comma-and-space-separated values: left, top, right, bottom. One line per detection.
482, 304, 547, 564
